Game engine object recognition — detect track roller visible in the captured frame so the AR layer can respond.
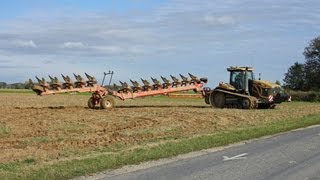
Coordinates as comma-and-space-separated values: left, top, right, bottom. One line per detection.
241, 98, 251, 109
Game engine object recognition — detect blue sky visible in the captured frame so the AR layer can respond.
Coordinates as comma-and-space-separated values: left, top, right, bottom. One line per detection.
0, 0, 319, 86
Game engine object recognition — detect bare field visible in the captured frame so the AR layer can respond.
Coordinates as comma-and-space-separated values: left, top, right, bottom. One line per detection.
1, 93, 320, 168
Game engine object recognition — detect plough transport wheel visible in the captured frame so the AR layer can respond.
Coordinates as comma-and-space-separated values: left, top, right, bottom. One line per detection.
100, 96, 115, 109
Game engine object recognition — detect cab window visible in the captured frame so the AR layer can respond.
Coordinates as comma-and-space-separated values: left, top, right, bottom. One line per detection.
230, 71, 244, 89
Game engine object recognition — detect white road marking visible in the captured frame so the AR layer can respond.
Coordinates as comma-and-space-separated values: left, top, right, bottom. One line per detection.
223, 153, 248, 161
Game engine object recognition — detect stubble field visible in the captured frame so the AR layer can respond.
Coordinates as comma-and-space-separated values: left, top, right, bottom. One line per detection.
1, 92, 320, 178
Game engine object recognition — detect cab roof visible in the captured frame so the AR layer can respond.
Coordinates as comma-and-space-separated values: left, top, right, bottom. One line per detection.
227, 66, 254, 72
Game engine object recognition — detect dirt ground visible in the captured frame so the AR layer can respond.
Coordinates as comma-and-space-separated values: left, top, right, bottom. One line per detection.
1, 93, 320, 165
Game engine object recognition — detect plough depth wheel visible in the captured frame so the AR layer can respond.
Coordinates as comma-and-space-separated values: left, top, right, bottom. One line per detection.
100, 96, 115, 109
87, 97, 96, 109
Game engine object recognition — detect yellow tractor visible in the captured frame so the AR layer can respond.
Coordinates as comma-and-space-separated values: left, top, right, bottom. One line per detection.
205, 66, 290, 109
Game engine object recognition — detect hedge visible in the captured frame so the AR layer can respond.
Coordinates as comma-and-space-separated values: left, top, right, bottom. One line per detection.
288, 91, 320, 102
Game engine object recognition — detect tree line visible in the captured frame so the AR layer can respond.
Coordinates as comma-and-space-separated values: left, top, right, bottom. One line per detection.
284, 36, 320, 91
0, 82, 31, 89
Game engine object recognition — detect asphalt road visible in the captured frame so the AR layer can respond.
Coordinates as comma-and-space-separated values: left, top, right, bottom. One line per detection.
93, 125, 320, 180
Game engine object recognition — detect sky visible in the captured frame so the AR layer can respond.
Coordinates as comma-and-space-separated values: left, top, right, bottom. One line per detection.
0, 0, 319, 86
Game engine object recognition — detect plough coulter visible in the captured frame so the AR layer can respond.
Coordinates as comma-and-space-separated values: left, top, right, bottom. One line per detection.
29, 73, 208, 109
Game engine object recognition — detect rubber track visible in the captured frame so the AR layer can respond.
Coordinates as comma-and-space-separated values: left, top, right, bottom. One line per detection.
212, 88, 258, 109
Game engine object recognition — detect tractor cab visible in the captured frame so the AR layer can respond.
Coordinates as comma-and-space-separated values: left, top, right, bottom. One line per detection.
227, 66, 254, 95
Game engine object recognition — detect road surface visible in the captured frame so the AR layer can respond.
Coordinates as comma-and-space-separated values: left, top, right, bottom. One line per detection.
84, 125, 320, 180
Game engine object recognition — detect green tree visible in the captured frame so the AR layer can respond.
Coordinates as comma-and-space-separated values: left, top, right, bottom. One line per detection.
0, 82, 7, 88
304, 36, 320, 90
283, 62, 306, 90
24, 80, 32, 89
9, 83, 25, 89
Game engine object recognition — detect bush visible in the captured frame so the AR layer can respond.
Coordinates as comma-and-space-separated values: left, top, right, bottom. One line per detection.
288, 91, 320, 102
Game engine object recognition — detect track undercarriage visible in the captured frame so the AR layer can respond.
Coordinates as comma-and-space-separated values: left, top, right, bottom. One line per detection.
206, 88, 277, 109
209, 89, 258, 109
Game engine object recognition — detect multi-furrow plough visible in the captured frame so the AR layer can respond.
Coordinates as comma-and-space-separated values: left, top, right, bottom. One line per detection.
29, 73, 208, 109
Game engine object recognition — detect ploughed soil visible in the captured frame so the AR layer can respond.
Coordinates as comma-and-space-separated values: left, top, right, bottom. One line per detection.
1, 93, 320, 165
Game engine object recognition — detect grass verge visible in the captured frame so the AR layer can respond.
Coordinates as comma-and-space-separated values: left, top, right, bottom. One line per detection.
3, 113, 320, 179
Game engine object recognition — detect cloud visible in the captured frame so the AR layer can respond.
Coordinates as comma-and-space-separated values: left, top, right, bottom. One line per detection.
61, 42, 87, 49
0, 65, 38, 69
13, 40, 37, 48
42, 60, 54, 64
202, 15, 236, 26
94, 46, 124, 54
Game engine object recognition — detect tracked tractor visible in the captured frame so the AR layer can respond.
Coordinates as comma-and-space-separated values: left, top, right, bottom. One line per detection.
204, 66, 290, 109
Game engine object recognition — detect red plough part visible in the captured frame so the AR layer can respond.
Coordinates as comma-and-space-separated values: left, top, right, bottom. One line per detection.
29, 73, 208, 109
